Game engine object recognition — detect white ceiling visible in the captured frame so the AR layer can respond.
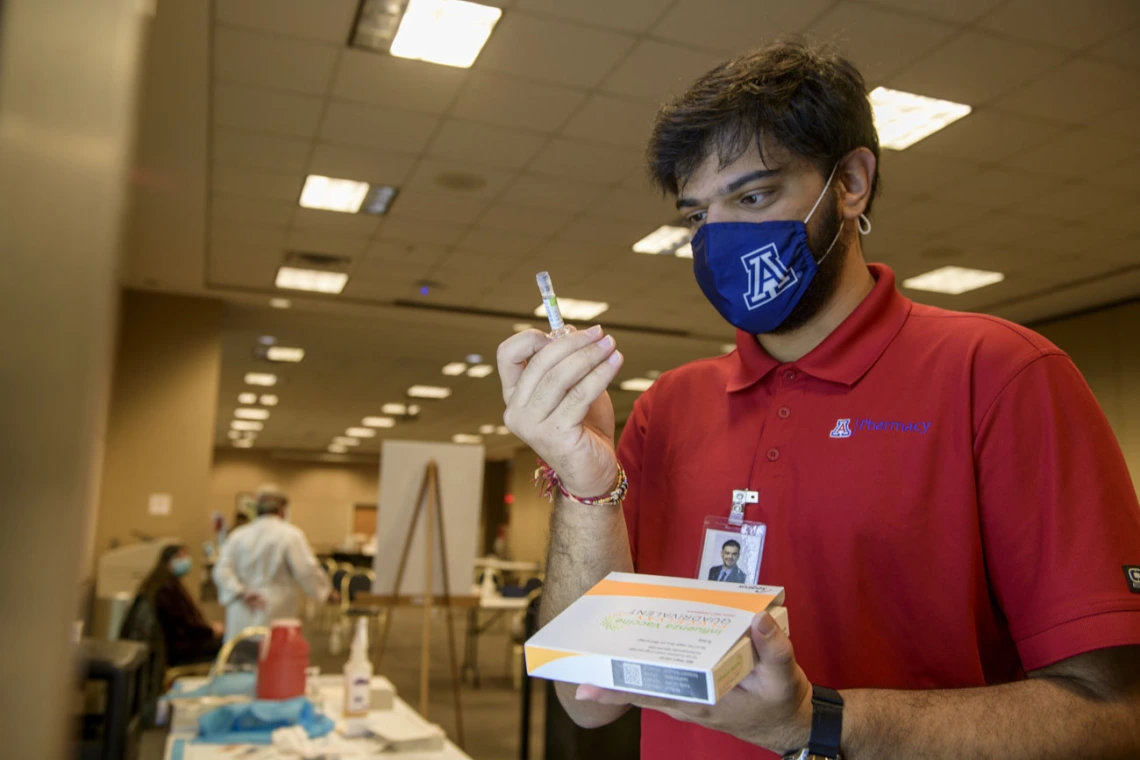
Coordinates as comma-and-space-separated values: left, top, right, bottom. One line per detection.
125, 0, 1140, 457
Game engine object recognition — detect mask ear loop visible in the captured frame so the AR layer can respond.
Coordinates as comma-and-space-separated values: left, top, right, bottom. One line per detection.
804, 163, 840, 225
858, 213, 872, 235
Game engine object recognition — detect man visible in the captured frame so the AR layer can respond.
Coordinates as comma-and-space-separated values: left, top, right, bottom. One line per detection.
213, 486, 335, 641
498, 41, 1140, 760
708, 540, 745, 583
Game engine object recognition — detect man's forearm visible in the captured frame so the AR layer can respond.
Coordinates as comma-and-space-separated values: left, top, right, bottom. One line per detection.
842, 677, 1140, 759
541, 495, 634, 727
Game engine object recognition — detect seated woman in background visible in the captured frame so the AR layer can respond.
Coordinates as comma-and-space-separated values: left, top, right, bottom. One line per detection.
139, 544, 224, 666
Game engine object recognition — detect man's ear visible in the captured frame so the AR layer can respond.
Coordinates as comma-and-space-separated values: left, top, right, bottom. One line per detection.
837, 147, 876, 220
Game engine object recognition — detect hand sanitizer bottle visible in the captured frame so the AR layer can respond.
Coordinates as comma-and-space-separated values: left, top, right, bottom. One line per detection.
343, 618, 373, 717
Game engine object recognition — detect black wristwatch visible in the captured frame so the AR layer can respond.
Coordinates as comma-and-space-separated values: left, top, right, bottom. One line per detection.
782, 685, 844, 760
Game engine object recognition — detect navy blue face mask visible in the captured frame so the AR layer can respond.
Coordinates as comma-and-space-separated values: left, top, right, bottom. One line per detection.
691, 164, 868, 335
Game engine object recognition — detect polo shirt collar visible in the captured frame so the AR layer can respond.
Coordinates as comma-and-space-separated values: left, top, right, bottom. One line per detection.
727, 264, 912, 392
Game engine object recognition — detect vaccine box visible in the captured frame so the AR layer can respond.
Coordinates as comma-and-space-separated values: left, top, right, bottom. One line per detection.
525, 572, 787, 705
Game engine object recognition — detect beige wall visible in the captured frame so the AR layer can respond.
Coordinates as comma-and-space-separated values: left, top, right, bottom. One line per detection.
210, 450, 380, 553
1036, 299, 1140, 495
94, 291, 223, 597
507, 447, 551, 567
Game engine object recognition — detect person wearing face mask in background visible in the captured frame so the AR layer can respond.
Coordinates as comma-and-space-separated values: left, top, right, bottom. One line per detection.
135, 544, 224, 667
498, 40, 1140, 760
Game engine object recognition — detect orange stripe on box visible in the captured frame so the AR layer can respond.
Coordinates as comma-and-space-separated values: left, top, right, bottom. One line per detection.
586, 579, 777, 613
525, 646, 581, 673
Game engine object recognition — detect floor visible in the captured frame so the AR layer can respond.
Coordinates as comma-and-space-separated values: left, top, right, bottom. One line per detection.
141, 603, 546, 759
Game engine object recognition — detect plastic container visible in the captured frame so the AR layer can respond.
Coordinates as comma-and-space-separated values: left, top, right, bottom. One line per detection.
343, 618, 373, 717
256, 619, 309, 700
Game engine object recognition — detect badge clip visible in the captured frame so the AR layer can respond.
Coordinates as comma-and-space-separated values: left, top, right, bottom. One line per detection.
729, 489, 758, 526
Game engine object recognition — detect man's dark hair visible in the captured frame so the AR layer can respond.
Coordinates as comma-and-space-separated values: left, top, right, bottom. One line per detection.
647, 40, 880, 214
722, 539, 741, 551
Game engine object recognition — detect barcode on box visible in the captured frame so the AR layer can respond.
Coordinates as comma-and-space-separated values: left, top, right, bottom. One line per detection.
621, 662, 643, 687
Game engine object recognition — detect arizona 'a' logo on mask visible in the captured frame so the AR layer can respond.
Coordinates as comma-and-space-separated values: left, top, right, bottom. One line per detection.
741, 243, 799, 309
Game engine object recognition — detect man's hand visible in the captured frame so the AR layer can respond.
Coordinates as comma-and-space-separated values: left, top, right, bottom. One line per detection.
241, 590, 267, 611
210, 621, 224, 637
497, 326, 624, 498
576, 611, 814, 754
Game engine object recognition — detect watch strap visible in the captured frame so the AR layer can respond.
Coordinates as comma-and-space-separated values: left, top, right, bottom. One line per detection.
807, 684, 843, 758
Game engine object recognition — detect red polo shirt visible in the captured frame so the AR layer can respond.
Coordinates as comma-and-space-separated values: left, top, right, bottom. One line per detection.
618, 265, 1140, 760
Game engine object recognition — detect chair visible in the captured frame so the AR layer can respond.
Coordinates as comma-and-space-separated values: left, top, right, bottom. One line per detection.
339, 569, 383, 641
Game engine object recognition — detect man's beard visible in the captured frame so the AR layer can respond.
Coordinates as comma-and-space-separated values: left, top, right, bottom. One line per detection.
766, 192, 848, 335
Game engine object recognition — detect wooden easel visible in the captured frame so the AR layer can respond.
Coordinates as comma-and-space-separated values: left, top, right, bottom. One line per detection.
371, 459, 465, 748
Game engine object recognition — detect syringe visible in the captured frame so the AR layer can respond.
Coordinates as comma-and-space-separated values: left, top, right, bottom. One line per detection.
536, 271, 571, 338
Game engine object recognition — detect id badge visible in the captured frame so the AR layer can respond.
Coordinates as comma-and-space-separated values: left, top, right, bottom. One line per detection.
695, 489, 766, 585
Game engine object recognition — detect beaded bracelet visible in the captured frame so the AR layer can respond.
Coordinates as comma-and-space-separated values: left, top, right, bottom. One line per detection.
533, 458, 628, 507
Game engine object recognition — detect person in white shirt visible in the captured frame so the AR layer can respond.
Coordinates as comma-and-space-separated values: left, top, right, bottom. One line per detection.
212, 486, 336, 641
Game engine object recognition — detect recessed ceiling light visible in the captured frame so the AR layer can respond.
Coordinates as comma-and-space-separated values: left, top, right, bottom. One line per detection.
466, 364, 493, 378
619, 378, 655, 393
478, 424, 495, 435
259, 335, 276, 346
346, 427, 377, 438
442, 362, 467, 376
238, 392, 257, 404
452, 433, 484, 444
721, 344, 736, 354
407, 404, 420, 415
495, 425, 510, 435
381, 403, 408, 415
333, 436, 361, 446
244, 373, 277, 387
267, 346, 305, 363
407, 385, 451, 399
241, 431, 257, 440
259, 394, 278, 406
674, 243, 693, 259
235, 408, 270, 420
646, 370, 662, 379
233, 439, 255, 448
633, 225, 691, 255
270, 298, 292, 309
512, 323, 533, 333
228, 430, 241, 440
870, 87, 972, 150
466, 354, 483, 364
390, 0, 503, 69
902, 266, 1004, 295
299, 174, 370, 213
362, 416, 396, 428
275, 267, 349, 294
532, 298, 609, 321
328, 444, 348, 454
231, 420, 264, 431
361, 185, 399, 216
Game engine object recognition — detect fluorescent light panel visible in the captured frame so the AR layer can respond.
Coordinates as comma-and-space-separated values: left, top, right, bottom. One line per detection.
238, 392, 257, 404
533, 298, 609, 321
346, 427, 377, 438
442, 362, 467, 376
361, 185, 398, 216
407, 385, 451, 399
234, 408, 270, 420
244, 373, 277, 387
363, 417, 395, 428
512, 323, 533, 333
231, 420, 264, 431
269, 298, 292, 309
299, 175, 369, 213
633, 225, 691, 255
466, 364, 493, 378
381, 403, 407, 415
495, 425, 510, 435
233, 439, 255, 448
259, 394, 278, 406
228, 430, 241, 440
391, 0, 502, 69
902, 266, 1005, 295
328, 444, 348, 454
478, 424, 495, 435
266, 346, 304, 363
275, 267, 348, 294
452, 433, 483, 444
619, 378, 655, 393
870, 87, 971, 150
333, 436, 361, 446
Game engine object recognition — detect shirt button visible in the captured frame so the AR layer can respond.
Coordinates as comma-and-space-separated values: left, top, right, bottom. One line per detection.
778, 406, 790, 419
784, 370, 797, 381
767, 448, 780, 462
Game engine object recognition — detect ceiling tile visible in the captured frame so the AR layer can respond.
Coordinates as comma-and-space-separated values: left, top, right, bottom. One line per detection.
475, 12, 636, 88
450, 71, 587, 133
212, 166, 303, 202
211, 221, 288, 247
860, 0, 1005, 24
528, 139, 643, 184
306, 143, 417, 186
215, 0, 359, 44
1029, 181, 1135, 225
586, 186, 679, 225
977, 0, 1140, 51
364, 240, 450, 268
285, 228, 371, 257
931, 167, 1068, 211
887, 31, 1066, 106
477, 203, 572, 237
214, 25, 339, 95
514, 0, 673, 33
650, 0, 834, 54
1091, 102, 1140, 142
560, 94, 658, 149
427, 119, 547, 169
213, 128, 311, 171
1085, 157, 1140, 192
1089, 26, 1140, 70
498, 175, 607, 212
319, 102, 440, 153
557, 215, 653, 248
968, 211, 1070, 248
600, 41, 725, 102
889, 197, 993, 235
877, 150, 979, 197
805, 2, 958, 84
213, 82, 324, 138
405, 159, 517, 201
388, 188, 490, 225
375, 217, 470, 247
994, 57, 1137, 125
211, 194, 295, 226
457, 227, 545, 257
1003, 128, 1140, 179
291, 207, 381, 237
331, 49, 468, 114
907, 109, 1066, 164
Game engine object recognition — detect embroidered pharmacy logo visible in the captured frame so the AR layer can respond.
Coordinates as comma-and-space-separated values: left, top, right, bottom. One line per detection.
1124, 566, 1140, 594
742, 244, 797, 309
829, 417, 933, 438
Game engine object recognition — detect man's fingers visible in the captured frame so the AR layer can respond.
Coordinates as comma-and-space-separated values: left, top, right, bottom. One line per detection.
507, 326, 604, 408
548, 350, 623, 428
749, 612, 797, 683
496, 329, 553, 404
527, 337, 619, 422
